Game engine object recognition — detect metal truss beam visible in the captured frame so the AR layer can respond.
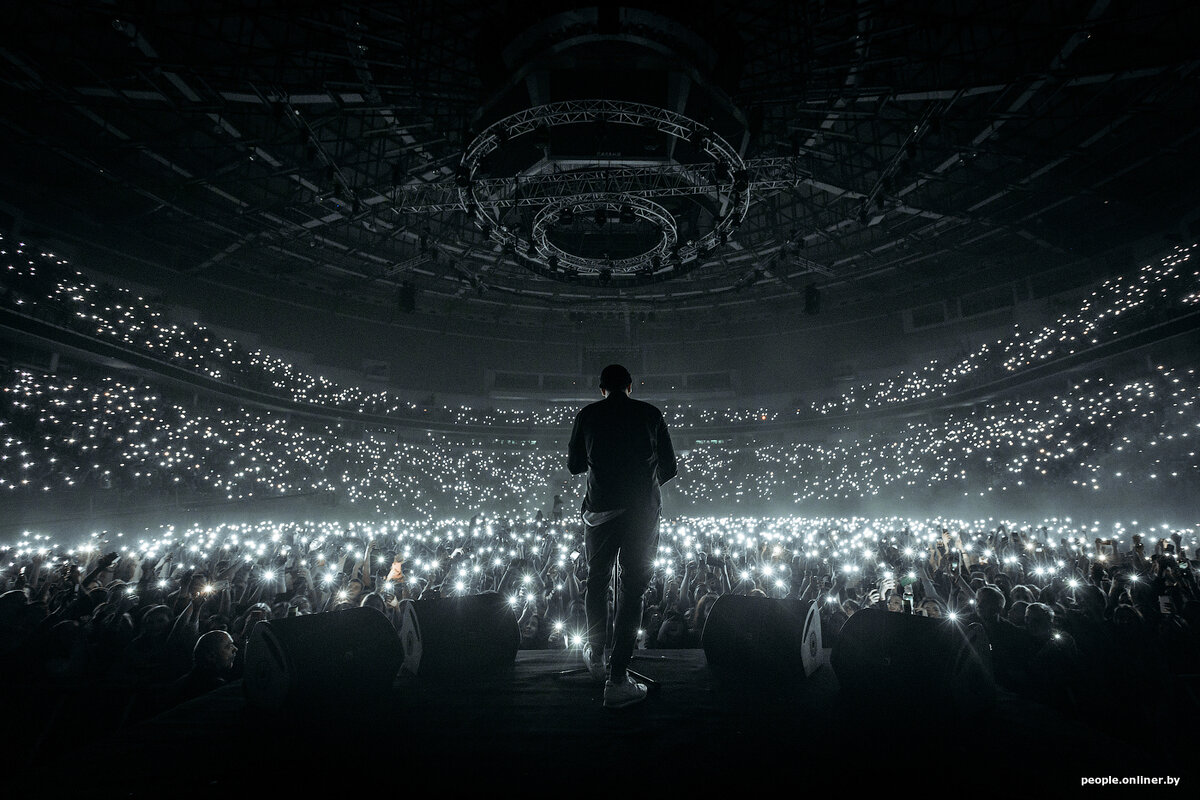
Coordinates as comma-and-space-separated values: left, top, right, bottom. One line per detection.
390, 157, 814, 212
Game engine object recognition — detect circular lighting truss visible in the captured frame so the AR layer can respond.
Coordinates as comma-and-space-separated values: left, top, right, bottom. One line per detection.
531, 195, 677, 279
457, 99, 749, 286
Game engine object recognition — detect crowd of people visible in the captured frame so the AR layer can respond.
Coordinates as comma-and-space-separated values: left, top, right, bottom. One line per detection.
0, 235, 1198, 777
1, 234, 1197, 520
2, 234, 1197, 427
1, 512, 1196, 758
1, 357, 1196, 513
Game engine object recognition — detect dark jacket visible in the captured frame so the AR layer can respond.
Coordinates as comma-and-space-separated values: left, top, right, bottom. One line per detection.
568, 393, 677, 515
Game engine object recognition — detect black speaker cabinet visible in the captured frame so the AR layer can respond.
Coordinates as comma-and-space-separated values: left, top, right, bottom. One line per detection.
243, 606, 403, 711
397, 591, 519, 680
830, 608, 995, 718
701, 595, 823, 679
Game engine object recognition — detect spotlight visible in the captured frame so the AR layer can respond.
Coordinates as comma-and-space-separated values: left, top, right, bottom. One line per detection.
454, 164, 471, 188
398, 281, 416, 313
558, 207, 573, 226
594, 207, 607, 226
804, 283, 821, 315
619, 206, 635, 224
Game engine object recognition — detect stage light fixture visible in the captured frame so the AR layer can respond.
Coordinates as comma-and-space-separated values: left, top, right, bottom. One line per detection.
804, 283, 821, 315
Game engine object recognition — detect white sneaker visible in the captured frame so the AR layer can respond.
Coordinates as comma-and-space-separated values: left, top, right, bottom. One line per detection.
603, 675, 648, 708
582, 643, 607, 682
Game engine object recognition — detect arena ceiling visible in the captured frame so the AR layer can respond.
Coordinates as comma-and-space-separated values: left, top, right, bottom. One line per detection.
1, 0, 1198, 327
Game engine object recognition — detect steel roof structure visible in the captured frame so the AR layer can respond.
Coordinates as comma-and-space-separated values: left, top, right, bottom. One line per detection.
1, 0, 1197, 327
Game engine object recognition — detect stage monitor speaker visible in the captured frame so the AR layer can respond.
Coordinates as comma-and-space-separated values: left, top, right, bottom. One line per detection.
243, 606, 403, 712
701, 595, 823, 679
830, 608, 994, 718
397, 591, 519, 680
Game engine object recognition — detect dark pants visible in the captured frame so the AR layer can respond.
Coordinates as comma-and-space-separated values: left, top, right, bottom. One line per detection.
584, 508, 659, 682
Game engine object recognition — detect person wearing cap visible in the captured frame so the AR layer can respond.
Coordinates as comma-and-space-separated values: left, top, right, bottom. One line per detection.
568, 364, 677, 708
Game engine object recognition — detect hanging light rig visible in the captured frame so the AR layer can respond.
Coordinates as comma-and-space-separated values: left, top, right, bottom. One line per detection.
455, 99, 750, 287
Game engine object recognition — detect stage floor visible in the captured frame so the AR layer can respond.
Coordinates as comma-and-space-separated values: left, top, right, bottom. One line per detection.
50, 648, 1193, 794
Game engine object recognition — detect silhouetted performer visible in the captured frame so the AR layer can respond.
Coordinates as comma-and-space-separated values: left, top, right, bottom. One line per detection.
568, 364, 676, 707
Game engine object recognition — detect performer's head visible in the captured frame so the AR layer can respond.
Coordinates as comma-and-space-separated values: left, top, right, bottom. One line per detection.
599, 364, 632, 397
